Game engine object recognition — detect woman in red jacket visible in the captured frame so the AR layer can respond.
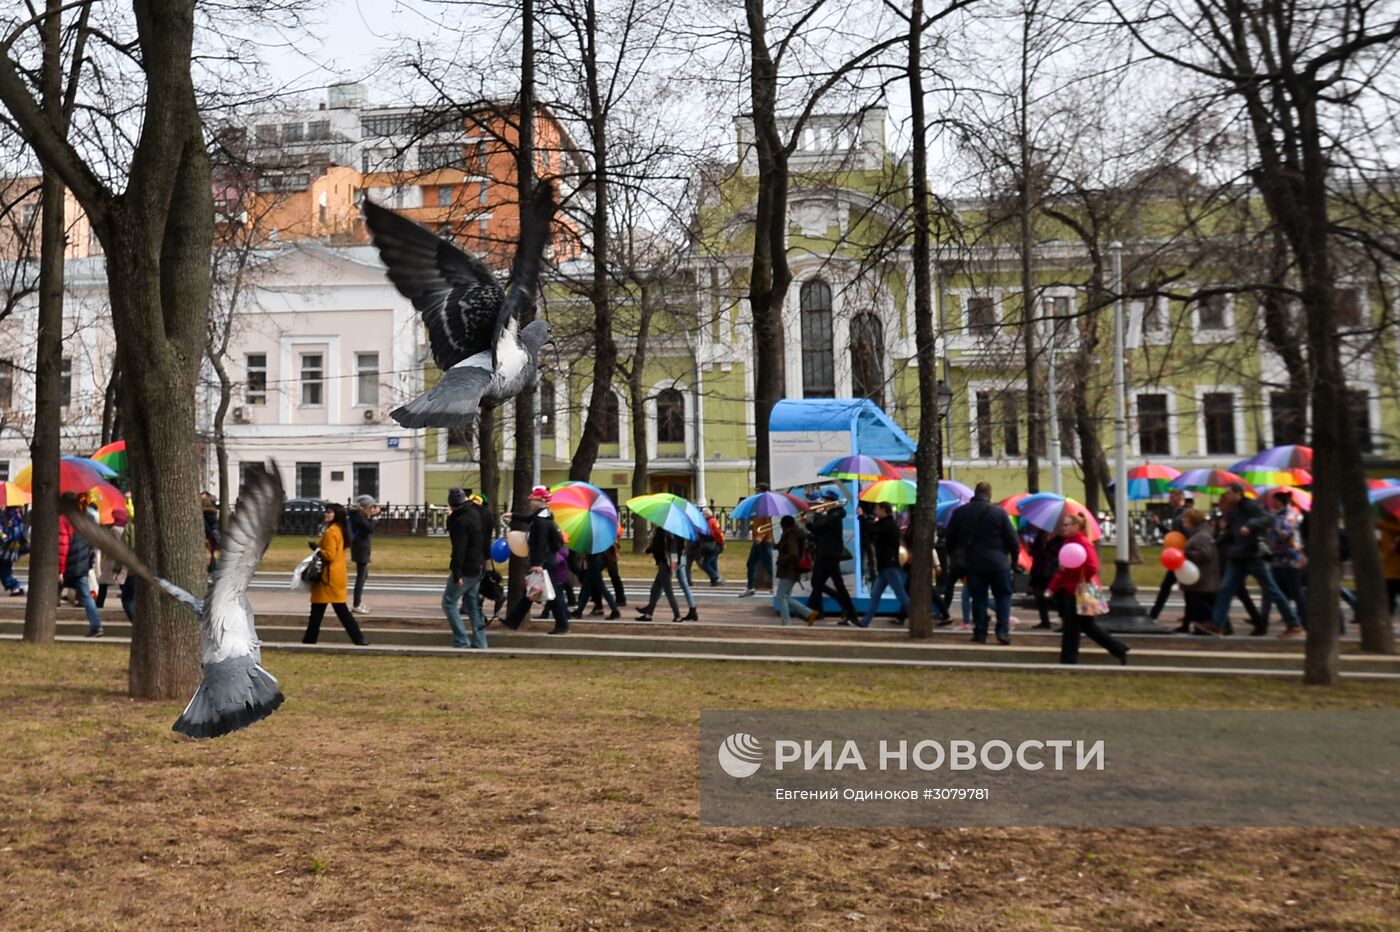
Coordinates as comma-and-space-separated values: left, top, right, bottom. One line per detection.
1045, 512, 1129, 665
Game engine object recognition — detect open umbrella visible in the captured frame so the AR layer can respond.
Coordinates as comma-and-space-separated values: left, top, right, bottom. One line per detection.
625, 493, 706, 541
1235, 444, 1313, 471
1366, 478, 1400, 490
1369, 485, 1400, 519
14, 455, 118, 494
1259, 486, 1312, 512
731, 490, 808, 520
999, 493, 1033, 529
935, 499, 963, 528
1114, 464, 1181, 500
892, 469, 975, 504
1170, 468, 1256, 498
91, 440, 128, 475
1016, 492, 1103, 541
549, 482, 620, 554
87, 482, 128, 525
0, 482, 31, 508
818, 455, 900, 482
859, 479, 918, 508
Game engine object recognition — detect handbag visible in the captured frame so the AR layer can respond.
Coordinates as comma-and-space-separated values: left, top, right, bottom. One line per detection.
300, 548, 325, 585
1074, 578, 1110, 616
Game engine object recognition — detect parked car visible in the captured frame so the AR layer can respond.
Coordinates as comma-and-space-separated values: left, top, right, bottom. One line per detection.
280, 498, 325, 536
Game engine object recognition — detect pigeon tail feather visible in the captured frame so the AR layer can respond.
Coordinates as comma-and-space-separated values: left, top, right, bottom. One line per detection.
391, 360, 492, 429
172, 654, 284, 740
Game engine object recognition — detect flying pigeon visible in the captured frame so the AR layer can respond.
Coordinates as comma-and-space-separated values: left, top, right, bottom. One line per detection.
364, 184, 557, 429
61, 463, 287, 739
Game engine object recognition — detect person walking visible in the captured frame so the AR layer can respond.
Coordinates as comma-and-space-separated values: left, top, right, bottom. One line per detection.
443, 487, 490, 649
573, 548, 621, 620
739, 483, 774, 597
637, 525, 682, 622
604, 538, 627, 607
699, 507, 725, 585
803, 490, 859, 624
501, 487, 571, 634
59, 504, 103, 637
301, 502, 369, 645
201, 491, 220, 574
1148, 488, 1190, 623
1046, 512, 1129, 665
94, 509, 129, 610
857, 502, 909, 628
1258, 490, 1308, 635
1027, 528, 1062, 630
0, 505, 27, 595
944, 481, 1019, 644
1378, 511, 1400, 618
773, 515, 818, 625
1180, 508, 1221, 633
1206, 483, 1300, 637
675, 531, 699, 621
349, 495, 380, 614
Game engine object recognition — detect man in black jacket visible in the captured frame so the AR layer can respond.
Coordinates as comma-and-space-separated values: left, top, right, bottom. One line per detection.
443, 487, 491, 648
1149, 488, 1189, 626
857, 503, 909, 627
803, 490, 859, 623
1207, 483, 1299, 636
501, 488, 570, 634
944, 481, 1019, 644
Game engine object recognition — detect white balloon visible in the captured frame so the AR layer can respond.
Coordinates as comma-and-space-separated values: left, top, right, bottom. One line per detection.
1176, 560, 1201, 586
507, 530, 529, 558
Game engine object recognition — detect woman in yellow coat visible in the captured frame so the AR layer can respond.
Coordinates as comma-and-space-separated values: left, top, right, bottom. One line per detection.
301, 502, 369, 645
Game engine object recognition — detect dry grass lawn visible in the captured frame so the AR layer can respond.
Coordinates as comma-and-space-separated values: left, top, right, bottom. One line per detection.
3, 643, 1399, 929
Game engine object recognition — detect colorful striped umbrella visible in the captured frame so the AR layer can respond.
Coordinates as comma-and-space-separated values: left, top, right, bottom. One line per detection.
859, 479, 918, 508
1170, 469, 1256, 498
1118, 464, 1182, 500
0, 482, 31, 507
549, 482, 620, 554
731, 490, 809, 520
1258, 486, 1312, 512
625, 493, 706, 541
1016, 493, 1103, 542
14, 456, 119, 494
1366, 478, 1400, 490
1369, 486, 1400, 519
87, 482, 127, 525
1235, 444, 1313, 471
1234, 467, 1312, 488
892, 469, 975, 505
818, 455, 900, 482
91, 440, 128, 475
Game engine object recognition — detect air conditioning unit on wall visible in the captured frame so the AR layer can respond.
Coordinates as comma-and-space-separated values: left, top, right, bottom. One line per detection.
231, 405, 252, 423
363, 408, 385, 424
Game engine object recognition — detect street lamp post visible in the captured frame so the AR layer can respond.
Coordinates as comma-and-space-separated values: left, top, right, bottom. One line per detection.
1107, 242, 1155, 629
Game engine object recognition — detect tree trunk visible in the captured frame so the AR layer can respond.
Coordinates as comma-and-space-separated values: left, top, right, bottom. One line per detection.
478, 406, 500, 508
100, 361, 121, 447
627, 282, 656, 553
211, 353, 232, 531
1339, 408, 1393, 654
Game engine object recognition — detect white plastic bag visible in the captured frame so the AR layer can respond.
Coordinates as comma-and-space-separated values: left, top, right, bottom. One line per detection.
525, 567, 556, 603
291, 552, 316, 592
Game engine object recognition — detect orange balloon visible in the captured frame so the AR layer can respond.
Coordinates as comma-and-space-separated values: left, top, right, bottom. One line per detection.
1163, 531, 1187, 550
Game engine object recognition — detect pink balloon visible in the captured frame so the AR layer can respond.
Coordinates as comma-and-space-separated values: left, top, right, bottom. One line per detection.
1059, 542, 1087, 569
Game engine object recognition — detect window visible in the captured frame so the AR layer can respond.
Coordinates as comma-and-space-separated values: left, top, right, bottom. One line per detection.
601, 392, 620, 444
1198, 294, 1229, 331
0, 461, 8, 482
1137, 393, 1171, 455
656, 388, 684, 444
436, 185, 454, 207
300, 353, 323, 406
1335, 289, 1363, 327
362, 113, 411, 137
281, 122, 304, 143
238, 461, 259, 491
0, 359, 13, 409
355, 352, 379, 406
61, 358, 72, 407
975, 392, 994, 457
479, 181, 489, 206
1202, 392, 1237, 454
1003, 392, 1021, 457
420, 144, 463, 170
245, 353, 267, 405
1270, 392, 1306, 446
539, 377, 555, 438
849, 313, 884, 407
254, 123, 278, 145
353, 463, 380, 500
800, 281, 835, 398
966, 296, 996, 336
295, 462, 321, 499
1345, 390, 1373, 454
1142, 297, 1166, 333
307, 120, 330, 141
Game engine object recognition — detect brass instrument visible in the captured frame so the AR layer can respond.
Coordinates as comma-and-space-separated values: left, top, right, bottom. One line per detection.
801, 498, 847, 516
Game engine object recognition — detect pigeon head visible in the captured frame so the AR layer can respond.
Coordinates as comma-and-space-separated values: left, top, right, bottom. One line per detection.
521, 319, 555, 356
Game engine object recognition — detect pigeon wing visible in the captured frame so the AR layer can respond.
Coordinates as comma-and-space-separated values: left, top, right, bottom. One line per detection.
59, 495, 203, 616
494, 183, 558, 356
363, 201, 504, 369
204, 462, 284, 652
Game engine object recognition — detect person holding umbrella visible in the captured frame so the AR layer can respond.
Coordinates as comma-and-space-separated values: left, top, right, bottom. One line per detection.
803, 489, 859, 624
857, 502, 909, 628
1207, 483, 1300, 637
637, 524, 682, 622
739, 483, 775, 597
501, 486, 571, 635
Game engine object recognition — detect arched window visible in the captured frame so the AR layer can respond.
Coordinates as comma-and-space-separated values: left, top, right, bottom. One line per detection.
656, 388, 685, 444
601, 391, 620, 444
850, 313, 884, 407
800, 280, 835, 398
538, 377, 555, 438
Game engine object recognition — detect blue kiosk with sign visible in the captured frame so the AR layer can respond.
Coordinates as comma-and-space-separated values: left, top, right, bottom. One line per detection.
768, 398, 917, 615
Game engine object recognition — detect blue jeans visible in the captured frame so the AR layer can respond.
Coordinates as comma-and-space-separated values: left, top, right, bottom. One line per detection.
967, 568, 1013, 641
119, 576, 135, 621
0, 559, 19, 592
773, 577, 810, 625
72, 580, 101, 633
699, 550, 721, 582
1258, 565, 1306, 631
443, 575, 486, 648
676, 559, 695, 609
1214, 558, 1297, 629
860, 567, 911, 627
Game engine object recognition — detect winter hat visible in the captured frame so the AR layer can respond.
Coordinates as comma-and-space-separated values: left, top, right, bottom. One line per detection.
111, 507, 129, 528
822, 489, 841, 501
529, 485, 551, 503
355, 494, 377, 509
448, 487, 468, 508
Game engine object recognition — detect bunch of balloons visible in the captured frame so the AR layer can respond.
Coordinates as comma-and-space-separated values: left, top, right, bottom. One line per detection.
1159, 531, 1200, 585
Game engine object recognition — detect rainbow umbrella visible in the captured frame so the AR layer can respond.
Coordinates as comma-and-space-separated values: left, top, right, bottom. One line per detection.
731, 490, 808, 520
14, 456, 118, 494
625, 493, 706, 541
549, 482, 619, 554
1258, 486, 1312, 512
91, 440, 128, 475
1369, 486, 1400, 519
1016, 493, 1103, 542
1236, 444, 1313, 471
1117, 464, 1182, 500
999, 493, 1033, 529
859, 479, 918, 508
818, 455, 900, 482
0, 482, 31, 507
935, 499, 963, 528
892, 469, 974, 504
1366, 478, 1400, 490
87, 482, 127, 525
1170, 469, 1256, 498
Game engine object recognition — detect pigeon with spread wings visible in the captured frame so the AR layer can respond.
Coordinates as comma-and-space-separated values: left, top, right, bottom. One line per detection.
62, 463, 287, 739
363, 184, 557, 429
